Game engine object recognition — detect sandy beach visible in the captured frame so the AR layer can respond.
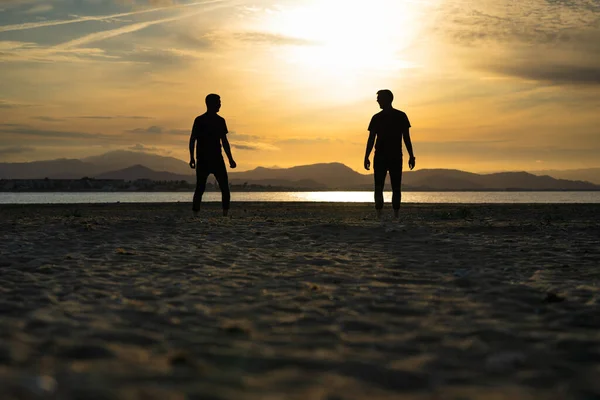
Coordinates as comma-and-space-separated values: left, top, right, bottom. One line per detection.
0, 202, 599, 399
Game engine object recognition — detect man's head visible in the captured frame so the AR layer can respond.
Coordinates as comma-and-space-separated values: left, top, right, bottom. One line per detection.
376, 89, 394, 109
205, 93, 221, 113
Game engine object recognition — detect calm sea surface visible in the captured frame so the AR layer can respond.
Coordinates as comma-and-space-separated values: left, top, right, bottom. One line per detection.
1, 191, 600, 204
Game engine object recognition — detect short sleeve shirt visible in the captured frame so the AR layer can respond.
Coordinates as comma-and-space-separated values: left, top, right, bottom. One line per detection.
368, 108, 411, 159
192, 113, 228, 161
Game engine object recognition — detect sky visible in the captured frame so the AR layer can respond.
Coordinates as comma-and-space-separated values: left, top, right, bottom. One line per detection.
0, 0, 599, 172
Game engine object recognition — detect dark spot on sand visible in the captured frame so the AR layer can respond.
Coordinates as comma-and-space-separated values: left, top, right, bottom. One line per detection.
543, 292, 565, 303
58, 344, 115, 360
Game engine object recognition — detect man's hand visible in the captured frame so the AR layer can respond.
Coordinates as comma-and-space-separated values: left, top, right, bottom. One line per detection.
408, 156, 416, 170
229, 160, 237, 169
364, 157, 371, 171
189, 159, 196, 169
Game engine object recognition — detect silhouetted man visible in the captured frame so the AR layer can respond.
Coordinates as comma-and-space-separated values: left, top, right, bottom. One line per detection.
189, 94, 237, 216
364, 89, 415, 219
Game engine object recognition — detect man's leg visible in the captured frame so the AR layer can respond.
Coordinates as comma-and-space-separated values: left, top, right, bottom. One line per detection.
373, 157, 387, 218
193, 165, 210, 214
213, 159, 231, 216
389, 158, 403, 218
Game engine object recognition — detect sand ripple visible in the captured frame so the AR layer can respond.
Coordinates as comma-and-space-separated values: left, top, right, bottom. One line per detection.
0, 202, 599, 399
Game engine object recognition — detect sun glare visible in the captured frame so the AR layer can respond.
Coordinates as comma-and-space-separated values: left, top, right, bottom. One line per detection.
262, 1, 427, 80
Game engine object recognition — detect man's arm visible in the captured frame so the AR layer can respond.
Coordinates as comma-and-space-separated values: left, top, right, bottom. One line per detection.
364, 131, 376, 170
403, 128, 416, 170
188, 126, 196, 169
222, 134, 237, 169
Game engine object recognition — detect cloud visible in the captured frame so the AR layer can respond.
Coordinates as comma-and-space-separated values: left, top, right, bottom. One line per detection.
123, 46, 207, 66
32, 116, 64, 122
228, 132, 262, 141
226, 132, 279, 151
436, 0, 600, 85
128, 125, 163, 134
233, 144, 261, 151
128, 143, 164, 152
53, 10, 210, 50
24, 4, 52, 14
0, 41, 119, 63
0, 145, 35, 156
0, 0, 219, 33
0, 99, 32, 108
231, 31, 316, 46
487, 63, 600, 86
0, 123, 114, 141
0, 1, 230, 63
75, 115, 151, 120
276, 137, 336, 145
127, 125, 189, 135
233, 141, 279, 151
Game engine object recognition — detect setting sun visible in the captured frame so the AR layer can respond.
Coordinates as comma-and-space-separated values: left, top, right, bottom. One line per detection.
260, 1, 426, 80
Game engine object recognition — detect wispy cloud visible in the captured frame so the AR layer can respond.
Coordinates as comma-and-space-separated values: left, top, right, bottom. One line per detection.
24, 4, 53, 14
128, 143, 171, 154
54, 10, 213, 51
127, 125, 189, 135
0, 1, 231, 63
227, 132, 279, 151
436, 0, 600, 85
233, 141, 279, 151
233, 143, 262, 151
32, 116, 64, 122
0, 123, 114, 141
75, 115, 151, 120
0, 0, 223, 33
128, 125, 164, 134
0, 145, 35, 156
0, 99, 33, 109
231, 31, 316, 46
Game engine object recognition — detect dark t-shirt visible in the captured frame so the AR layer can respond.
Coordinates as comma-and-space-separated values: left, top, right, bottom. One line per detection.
368, 108, 411, 160
192, 112, 228, 161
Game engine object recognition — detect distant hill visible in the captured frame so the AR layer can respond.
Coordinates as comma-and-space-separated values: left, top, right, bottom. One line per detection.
0, 151, 193, 179
0, 159, 101, 179
95, 165, 195, 182
229, 163, 367, 189
530, 168, 600, 185
232, 166, 600, 190
1, 151, 599, 190
83, 151, 191, 175
403, 169, 598, 190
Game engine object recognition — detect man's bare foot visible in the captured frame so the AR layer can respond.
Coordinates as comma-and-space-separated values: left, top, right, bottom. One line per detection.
376, 209, 382, 220
223, 209, 229, 217
192, 210, 199, 218
393, 209, 399, 219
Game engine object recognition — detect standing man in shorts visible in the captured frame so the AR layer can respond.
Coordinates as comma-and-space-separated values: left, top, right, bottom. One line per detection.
364, 89, 416, 219
189, 93, 237, 216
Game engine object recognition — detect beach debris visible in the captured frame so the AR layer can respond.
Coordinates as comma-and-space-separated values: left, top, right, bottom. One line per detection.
115, 247, 136, 255
58, 344, 116, 360
485, 351, 526, 373
543, 291, 565, 303
220, 320, 253, 336
170, 352, 195, 368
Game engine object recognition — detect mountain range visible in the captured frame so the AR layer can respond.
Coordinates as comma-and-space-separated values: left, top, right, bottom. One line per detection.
1, 150, 599, 191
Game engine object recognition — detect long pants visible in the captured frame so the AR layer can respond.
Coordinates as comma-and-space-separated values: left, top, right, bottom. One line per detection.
193, 158, 230, 211
374, 156, 403, 210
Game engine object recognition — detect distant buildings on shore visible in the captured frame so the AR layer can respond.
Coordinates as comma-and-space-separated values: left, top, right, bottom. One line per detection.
0, 178, 293, 192
0, 178, 192, 192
